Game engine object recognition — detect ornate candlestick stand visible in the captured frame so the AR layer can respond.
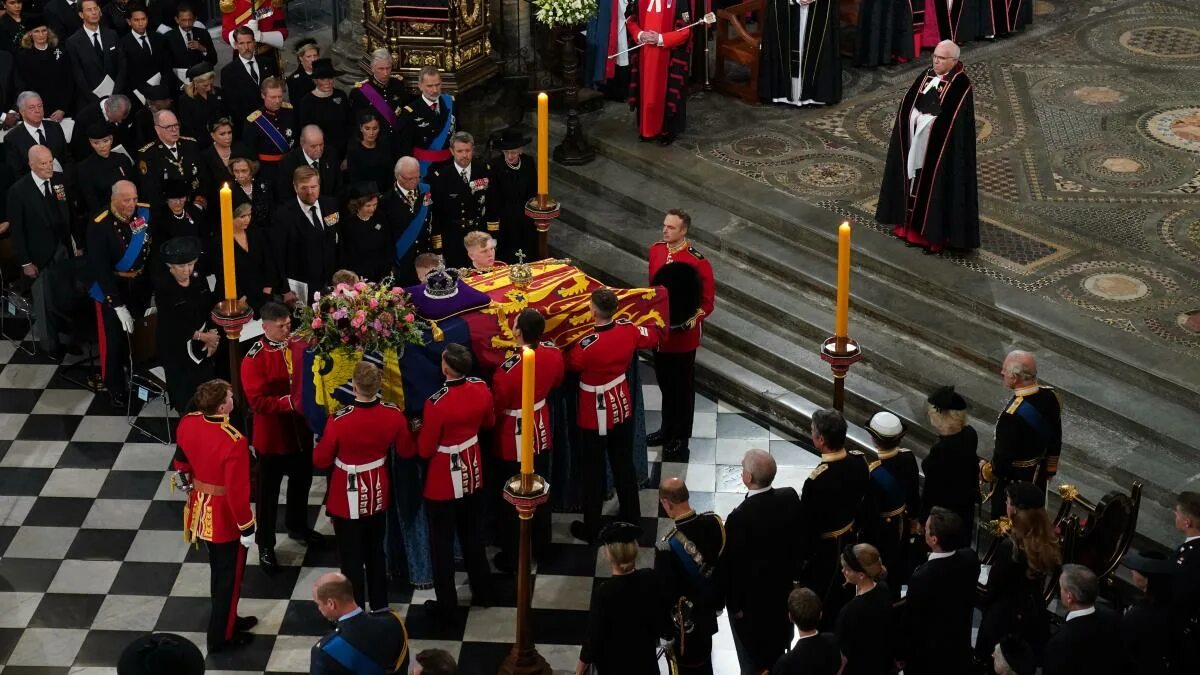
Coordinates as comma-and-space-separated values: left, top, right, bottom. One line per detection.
525, 195, 561, 261
211, 298, 253, 409
499, 472, 552, 675
551, 29, 594, 165
820, 336, 862, 413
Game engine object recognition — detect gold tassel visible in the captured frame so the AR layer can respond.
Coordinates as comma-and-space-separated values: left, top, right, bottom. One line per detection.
429, 320, 444, 342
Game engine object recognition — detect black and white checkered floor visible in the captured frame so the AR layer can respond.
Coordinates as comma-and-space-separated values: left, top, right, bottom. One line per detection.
0, 324, 824, 674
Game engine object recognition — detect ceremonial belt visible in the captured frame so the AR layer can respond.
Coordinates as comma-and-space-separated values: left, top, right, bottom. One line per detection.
506, 400, 548, 455
193, 479, 226, 496
437, 435, 479, 455
257, 153, 285, 161
335, 456, 387, 520
359, 81, 397, 126
880, 505, 906, 519
504, 400, 547, 416
580, 373, 626, 436
250, 113, 291, 154
394, 182, 430, 264
1010, 457, 1041, 468
821, 521, 854, 540
414, 94, 454, 175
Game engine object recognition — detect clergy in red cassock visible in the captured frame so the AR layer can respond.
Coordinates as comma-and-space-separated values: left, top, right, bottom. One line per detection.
626, 0, 693, 145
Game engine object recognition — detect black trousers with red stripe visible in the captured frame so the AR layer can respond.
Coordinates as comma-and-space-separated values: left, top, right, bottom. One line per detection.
331, 512, 389, 611
205, 539, 246, 649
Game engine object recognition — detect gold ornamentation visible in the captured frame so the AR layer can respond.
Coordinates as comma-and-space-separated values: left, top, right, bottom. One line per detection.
508, 251, 533, 289
366, 0, 385, 24
1057, 484, 1080, 502
458, 0, 482, 28
404, 49, 443, 67
985, 517, 1013, 536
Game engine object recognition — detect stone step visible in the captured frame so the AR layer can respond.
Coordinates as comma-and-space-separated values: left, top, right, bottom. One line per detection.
551, 158, 1200, 473
548, 213, 1179, 547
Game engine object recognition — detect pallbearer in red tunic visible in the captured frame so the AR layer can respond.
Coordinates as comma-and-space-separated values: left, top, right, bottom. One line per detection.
648, 209, 714, 459
626, 0, 692, 144
566, 289, 660, 544
875, 41, 980, 253
313, 362, 414, 611
491, 308, 565, 572
173, 380, 258, 654
404, 343, 496, 623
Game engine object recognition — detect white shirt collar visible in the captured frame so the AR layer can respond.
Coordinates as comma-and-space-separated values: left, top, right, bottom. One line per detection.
396, 183, 410, 197
423, 95, 438, 107
240, 55, 257, 67
133, 31, 147, 40
302, 151, 319, 166
1186, 535, 1200, 543
23, 121, 44, 137
31, 173, 51, 189
794, 630, 818, 641
85, 25, 102, 40
337, 607, 363, 622
928, 550, 955, 561
746, 486, 771, 497
299, 197, 321, 219
1065, 606, 1096, 622
456, 163, 470, 179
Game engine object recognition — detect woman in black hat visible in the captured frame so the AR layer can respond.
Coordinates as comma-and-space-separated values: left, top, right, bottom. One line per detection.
344, 111, 393, 192
228, 155, 273, 227
213, 202, 284, 314
577, 522, 663, 675
297, 57, 352, 160
153, 178, 211, 269
920, 385, 980, 543
75, 121, 135, 217
490, 127, 538, 262
1120, 549, 1174, 674
178, 62, 227, 149
0, 0, 27, 54
14, 17, 73, 117
154, 236, 219, 414
286, 38, 320, 105
337, 181, 393, 282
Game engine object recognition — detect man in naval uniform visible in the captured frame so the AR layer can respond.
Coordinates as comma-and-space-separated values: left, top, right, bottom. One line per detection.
349, 47, 410, 150
138, 109, 204, 209
242, 76, 295, 190
427, 131, 495, 269
1173, 492, 1200, 673
800, 408, 870, 627
655, 477, 725, 675
860, 411, 921, 594
989, 349, 1061, 519
394, 65, 455, 176
310, 572, 409, 674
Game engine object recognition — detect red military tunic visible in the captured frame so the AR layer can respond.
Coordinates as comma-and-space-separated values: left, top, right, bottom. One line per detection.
566, 320, 659, 435
648, 240, 716, 353
174, 413, 256, 544
626, 0, 692, 138
240, 336, 307, 455
491, 342, 565, 461
221, 0, 289, 45
408, 377, 495, 501
313, 398, 414, 520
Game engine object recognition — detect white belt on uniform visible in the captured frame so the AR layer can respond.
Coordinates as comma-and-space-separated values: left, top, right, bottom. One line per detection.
436, 435, 479, 499
335, 456, 387, 519
436, 435, 480, 455
505, 400, 547, 452
579, 374, 626, 436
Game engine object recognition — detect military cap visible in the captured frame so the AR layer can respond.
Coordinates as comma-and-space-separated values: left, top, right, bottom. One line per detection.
1005, 481, 1044, 510
867, 411, 905, 443
117, 632, 205, 675
927, 385, 967, 411
1122, 549, 1174, 577
159, 236, 201, 265
598, 521, 642, 545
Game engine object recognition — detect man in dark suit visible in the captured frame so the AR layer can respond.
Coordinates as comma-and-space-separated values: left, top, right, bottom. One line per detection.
220, 25, 278, 134
380, 156, 432, 286
898, 507, 981, 675
427, 131, 496, 269
272, 165, 338, 299
5, 91, 70, 176
719, 449, 803, 675
163, 3, 216, 90
310, 572, 409, 674
275, 124, 341, 200
8, 145, 74, 355
65, 0, 125, 108
45, 0, 84, 39
1173, 492, 1200, 674
71, 93, 133, 157
116, 5, 167, 105
1043, 564, 1122, 675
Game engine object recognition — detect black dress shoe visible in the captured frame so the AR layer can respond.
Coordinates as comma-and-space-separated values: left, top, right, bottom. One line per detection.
657, 132, 676, 146
109, 390, 128, 408
288, 529, 326, 546
209, 631, 254, 653
569, 520, 594, 544
662, 439, 690, 461
234, 615, 258, 631
646, 430, 666, 446
423, 599, 455, 623
492, 551, 515, 575
258, 548, 281, 573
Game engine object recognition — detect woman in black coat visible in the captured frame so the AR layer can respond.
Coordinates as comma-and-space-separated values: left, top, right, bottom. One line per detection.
212, 202, 285, 314
835, 543, 894, 675
576, 523, 662, 675
228, 156, 274, 229
154, 237, 219, 413
177, 63, 227, 150
14, 22, 74, 118
344, 112, 394, 193
337, 182, 392, 283
296, 58, 352, 159
198, 118, 251, 206
920, 385, 980, 544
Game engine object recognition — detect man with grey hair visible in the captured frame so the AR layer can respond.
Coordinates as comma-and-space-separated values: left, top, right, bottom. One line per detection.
350, 47, 410, 145
720, 448, 803, 673
1043, 564, 1122, 675
71, 93, 132, 157
428, 130, 495, 268
989, 349, 1062, 518
876, 38, 980, 253
5, 92, 69, 176
395, 65, 455, 172
276, 124, 341, 198
381, 155, 433, 285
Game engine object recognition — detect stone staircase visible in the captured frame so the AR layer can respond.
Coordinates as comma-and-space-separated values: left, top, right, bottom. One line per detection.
546, 124, 1200, 547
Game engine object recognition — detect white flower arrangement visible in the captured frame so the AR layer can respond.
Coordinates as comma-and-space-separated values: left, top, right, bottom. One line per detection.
534, 0, 598, 27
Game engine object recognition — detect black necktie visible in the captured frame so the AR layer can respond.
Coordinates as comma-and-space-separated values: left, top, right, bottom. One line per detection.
309, 206, 322, 230
140, 36, 151, 55
168, 146, 178, 161
248, 60, 259, 84
42, 180, 53, 201
185, 30, 192, 44
92, 31, 103, 60
36, 128, 46, 146
310, 160, 319, 170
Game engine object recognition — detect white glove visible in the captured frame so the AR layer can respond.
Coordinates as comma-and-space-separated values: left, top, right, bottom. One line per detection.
114, 305, 135, 334
259, 30, 285, 48
240, 533, 255, 548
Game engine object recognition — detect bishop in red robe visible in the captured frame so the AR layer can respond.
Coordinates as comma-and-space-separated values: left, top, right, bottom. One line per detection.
626, 0, 693, 144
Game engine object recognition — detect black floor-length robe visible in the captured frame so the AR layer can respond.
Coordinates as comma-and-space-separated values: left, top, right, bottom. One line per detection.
855, 0, 915, 66
759, 0, 842, 105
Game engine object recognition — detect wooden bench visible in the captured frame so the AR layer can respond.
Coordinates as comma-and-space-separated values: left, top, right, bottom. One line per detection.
713, 0, 766, 104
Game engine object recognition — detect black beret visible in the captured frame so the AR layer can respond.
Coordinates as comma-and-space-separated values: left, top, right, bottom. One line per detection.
294, 37, 319, 54
86, 121, 115, 140
162, 179, 190, 200
345, 181, 380, 201
185, 62, 214, 81
1122, 549, 1174, 577
927, 385, 967, 411
24, 14, 48, 31
117, 633, 205, 675
159, 236, 201, 265
997, 635, 1035, 675
1005, 481, 1044, 510
597, 521, 641, 545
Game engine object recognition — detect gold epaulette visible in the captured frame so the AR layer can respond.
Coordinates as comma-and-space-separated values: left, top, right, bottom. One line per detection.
247, 110, 262, 122
1005, 396, 1024, 415
868, 460, 881, 471
391, 74, 404, 80
139, 141, 155, 152
403, 105, 413, 113
219, 422, 242, 441
94, 210, 110, 222
354, 79, 366, 88
136, 202, 150, 208
809, 463, 828, 480
280, 101, 293, 109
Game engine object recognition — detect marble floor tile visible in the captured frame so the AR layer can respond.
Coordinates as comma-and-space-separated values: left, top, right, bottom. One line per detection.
0, 494, 37, 526
265, 635, 319, 672
7, 525, 78, 559
111, 443, 176, 471
770, 439, 818, 467
691, 412, 718, 439
289, 566, 339, 600
38, 468, 108, 498
238, 598, 291, 635
0, 591, 44, 628
659, 462, 715, 492
169, 562, 211, 597
715, 464, 749, 493
679, 438, 716, 463
535, 642, 582, 673
716, 414, 770, 440
47, 560, 122, 595
714, 492, 746, 518
1, 441, 69, 468
0, 364, 59, 390
462, 606, 518, 642
0, 413, 30, 440
715, 438, 762, 465
71, 417, 136, 444
531, 575, 593, 611
33, 390, 96, 416
81, 499, 152, 530
124, 530, 189, 563
90, 595, 167, 631
641, 386, 662, 412
7, 627, 89, 666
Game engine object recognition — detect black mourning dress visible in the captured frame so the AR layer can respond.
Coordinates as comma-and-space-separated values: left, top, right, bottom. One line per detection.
154, 271, 216, 413
344, 139, 394, 195
213, 227, 283, 314
337, 209, 393, 283
579, 569, 662, 675
835, 581, 895, 674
